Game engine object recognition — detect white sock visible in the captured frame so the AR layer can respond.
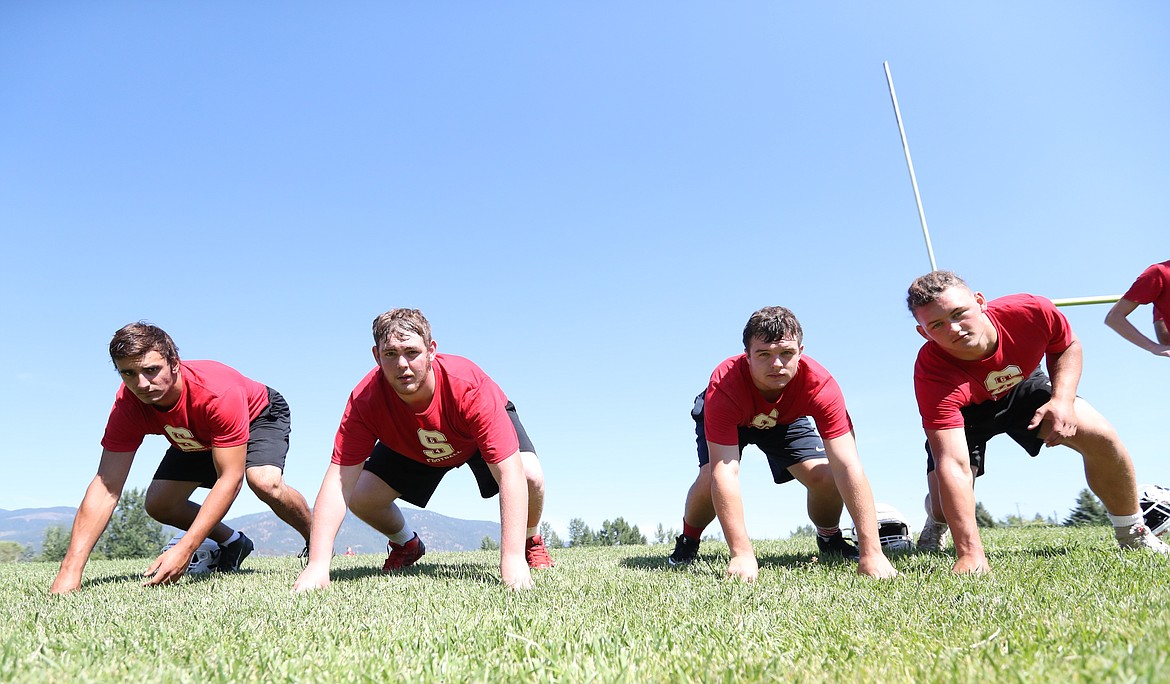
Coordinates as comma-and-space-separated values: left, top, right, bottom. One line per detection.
389, 525, 415, 545
527, 526, 539, 539
923, 493, 945, 526
1108, 512, 1143, 529
221, 530, 241, 547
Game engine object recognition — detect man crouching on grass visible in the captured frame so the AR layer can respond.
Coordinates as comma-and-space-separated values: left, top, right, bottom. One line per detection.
667, 306, 897, 581
908, 270, 1169, 574
293, 309, 552, 592
50, 323, 313, 594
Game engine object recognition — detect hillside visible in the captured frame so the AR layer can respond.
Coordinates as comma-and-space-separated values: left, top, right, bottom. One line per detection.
0, 506, 500, 557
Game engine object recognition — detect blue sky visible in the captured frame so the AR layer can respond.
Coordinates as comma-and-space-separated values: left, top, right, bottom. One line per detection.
2, 3, 1167, 542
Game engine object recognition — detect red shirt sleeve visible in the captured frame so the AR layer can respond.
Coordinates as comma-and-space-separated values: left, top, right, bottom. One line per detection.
100, 390, 148, 452
332, 391, 380, 466
804, 376, 853, 440
459, 382, 519, 464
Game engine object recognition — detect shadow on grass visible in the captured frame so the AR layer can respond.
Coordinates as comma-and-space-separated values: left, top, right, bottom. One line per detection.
83, 569, 234, 589
618, 551, 819, 573
909, 543, 1078, 560
331, 561, 497, 585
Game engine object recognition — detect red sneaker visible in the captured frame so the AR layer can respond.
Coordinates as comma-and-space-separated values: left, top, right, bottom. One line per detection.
525, 534, 554, 568
382, 533, 425, 573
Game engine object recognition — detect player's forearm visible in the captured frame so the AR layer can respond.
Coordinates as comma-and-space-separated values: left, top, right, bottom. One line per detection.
185, 472, 244, 551
936, 460, 982, 557
835, 469, 884, 558
58, 478, 121, 573
711, 465, 753, 558
496, 465, 529, 563
1046, 342, 1083, 404
307, 464, 354, 564
1105, 311, 1161, 352
823, 435, 883, 557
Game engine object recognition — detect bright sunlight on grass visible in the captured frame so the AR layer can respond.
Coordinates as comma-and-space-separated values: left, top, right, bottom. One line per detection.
3, 527, 1169, 683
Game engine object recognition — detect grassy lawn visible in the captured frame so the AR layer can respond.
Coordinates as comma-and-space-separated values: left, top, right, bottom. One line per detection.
2, 527, 1168, 683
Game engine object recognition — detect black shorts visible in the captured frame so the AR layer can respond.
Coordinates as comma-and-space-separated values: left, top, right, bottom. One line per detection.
152, 387, 291, 489
691, 392, 826, 485
362, 401, 536, 508
924, 368, 1053, 476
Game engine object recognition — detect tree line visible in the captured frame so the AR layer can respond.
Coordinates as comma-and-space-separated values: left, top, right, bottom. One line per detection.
0, 487, 1124, 562
482, 517, 650, 550
30, 488, 169, 563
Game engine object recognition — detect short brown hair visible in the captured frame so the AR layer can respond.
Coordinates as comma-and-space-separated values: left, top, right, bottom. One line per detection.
372, 309, 432, 347
109, 322, 180, 367
906, 270, 970, 312
742, 306, 803, 350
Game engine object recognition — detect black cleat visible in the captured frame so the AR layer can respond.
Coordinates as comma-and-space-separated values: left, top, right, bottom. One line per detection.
816, 531, 860, 561
217, 532, 255, 571
668, 534, 700, 566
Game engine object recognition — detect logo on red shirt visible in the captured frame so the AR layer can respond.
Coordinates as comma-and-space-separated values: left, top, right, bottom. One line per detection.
750, 410, 780, 430
984, 365, 1024, 397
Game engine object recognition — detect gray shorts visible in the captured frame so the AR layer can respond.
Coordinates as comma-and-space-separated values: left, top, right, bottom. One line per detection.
691, 391, 826, 485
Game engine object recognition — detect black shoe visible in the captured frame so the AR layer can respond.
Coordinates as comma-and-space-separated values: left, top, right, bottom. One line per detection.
816, 531, 860, 561
668, 534, 700, 566
217, 532, 254, 571
297, 544, 310, 569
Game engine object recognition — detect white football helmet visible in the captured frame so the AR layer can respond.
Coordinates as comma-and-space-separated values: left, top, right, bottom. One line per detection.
164, 532, 222, 574
848, 503, 913, 552
1139, 484, 1170, 537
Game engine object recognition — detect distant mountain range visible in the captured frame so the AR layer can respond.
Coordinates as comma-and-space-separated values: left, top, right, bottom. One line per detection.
0, 506, 500, 557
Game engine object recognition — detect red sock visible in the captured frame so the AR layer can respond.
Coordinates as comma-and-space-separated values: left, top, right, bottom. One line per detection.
682, 521, 704, 540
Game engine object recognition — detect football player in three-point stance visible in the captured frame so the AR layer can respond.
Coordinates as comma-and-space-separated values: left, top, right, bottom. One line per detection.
50, 323, 312, 594
293, 308, 552, 593
908, 271, 1169, 574
667, 306, 896, 582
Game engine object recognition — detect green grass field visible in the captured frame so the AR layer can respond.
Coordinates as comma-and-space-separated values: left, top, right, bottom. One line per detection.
3, 527, 1169, 683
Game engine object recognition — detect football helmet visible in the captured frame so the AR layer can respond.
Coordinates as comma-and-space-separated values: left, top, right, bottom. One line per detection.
164, 532, 222, 574
1139, 484, 1170, 537
848, 503, 913, 552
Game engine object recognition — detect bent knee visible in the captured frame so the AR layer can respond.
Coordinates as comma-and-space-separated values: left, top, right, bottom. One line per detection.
520, 451, 544, 486
246, 467, 285, 500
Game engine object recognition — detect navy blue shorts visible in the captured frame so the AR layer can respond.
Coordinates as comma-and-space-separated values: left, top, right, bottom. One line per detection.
362, 401, 536, 508
152, 387, 291, 489
924, 368, 1053, 476
691, 392, 826, 485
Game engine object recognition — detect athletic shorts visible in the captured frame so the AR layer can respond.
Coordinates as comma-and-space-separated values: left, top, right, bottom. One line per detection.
924, 368, 1053, 476
691, 392, 826, 485
361, 401, 536, 508
153, 387, 291, 489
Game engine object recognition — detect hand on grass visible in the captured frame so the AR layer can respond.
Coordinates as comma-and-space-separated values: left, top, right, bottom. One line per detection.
49, 570, 82, 595
501, 554, 534, 591
142, 545, 191, 587
292, 564, 331, 593
725, 555, 758, 583
951, 553, 991, 576
858, 553, 898, 579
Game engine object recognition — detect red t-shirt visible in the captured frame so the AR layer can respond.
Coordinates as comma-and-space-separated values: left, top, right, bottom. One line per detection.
1123, 260, 1170, 324
331, 354, 519, 468
702, 354, 853, 446
101, 360, 270, 453
914, 294, 1074, 430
